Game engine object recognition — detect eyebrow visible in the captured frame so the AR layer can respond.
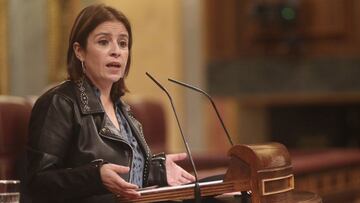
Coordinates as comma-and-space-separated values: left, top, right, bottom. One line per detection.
94, 32, 129, 39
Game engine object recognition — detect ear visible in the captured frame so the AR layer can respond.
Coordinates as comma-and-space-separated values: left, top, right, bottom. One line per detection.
73, 42, 85, 61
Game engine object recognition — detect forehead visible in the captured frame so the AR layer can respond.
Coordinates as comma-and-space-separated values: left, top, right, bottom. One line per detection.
91, 21, 129, 37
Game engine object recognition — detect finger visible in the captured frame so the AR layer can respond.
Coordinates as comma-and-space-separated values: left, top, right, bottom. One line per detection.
103, 177, 138, 193
168, 180, 182, 186
112, 166, 139, 189
181, 171, 196, 182
120, 189, 141, 199
110, 181, 139, 197
111, 164, 130, 174
115, 178, 139, 190
167, 153, 187, 162
179, 176, 192, 184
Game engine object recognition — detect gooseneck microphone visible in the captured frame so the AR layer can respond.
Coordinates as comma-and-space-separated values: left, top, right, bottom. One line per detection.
168, 78, 234, 146
146, 72, 201, 203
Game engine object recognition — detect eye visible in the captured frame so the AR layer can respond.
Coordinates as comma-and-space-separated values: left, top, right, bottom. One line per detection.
98, 40, 109, 46
118, 40, 128, 49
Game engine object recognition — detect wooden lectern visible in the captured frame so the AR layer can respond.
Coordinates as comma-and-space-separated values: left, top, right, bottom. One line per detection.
118, 142, 322, 203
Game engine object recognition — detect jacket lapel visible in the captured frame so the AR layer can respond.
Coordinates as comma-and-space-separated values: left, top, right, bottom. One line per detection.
120, 100, 152, 156
74, 77, 152, 157
74, 77, 104, 114
74, 78, 126, 142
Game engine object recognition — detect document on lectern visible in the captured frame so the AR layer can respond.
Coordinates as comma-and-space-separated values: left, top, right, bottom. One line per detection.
137, 180, 223, 194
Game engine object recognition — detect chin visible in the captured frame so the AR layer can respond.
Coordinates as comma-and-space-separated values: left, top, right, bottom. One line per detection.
107, 75, 123, 83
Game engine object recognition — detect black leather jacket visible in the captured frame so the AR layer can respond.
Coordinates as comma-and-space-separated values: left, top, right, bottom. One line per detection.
27, 78, 167, 203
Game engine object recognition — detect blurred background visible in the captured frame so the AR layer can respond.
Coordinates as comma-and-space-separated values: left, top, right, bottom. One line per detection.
1, 0, 360, 152
1, 0, 360, 202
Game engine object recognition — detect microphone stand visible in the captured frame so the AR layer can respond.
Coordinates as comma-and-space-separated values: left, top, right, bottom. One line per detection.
167, 78, 252, 200
146, 72, 202, 203
168, 78, 234, 146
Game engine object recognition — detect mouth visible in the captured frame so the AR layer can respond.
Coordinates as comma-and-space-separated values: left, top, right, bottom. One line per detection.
106, 62, 121, 68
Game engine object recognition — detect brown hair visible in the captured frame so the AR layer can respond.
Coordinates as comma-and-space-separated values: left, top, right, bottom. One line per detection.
67, 4, 132, 100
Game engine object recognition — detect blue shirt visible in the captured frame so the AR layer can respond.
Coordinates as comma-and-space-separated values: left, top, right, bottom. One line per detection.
115, 105, 145, 187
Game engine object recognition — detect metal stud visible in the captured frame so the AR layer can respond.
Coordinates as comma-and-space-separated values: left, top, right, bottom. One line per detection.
75, 78, 90, 111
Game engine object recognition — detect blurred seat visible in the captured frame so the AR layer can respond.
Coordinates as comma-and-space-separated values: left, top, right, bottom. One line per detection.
0, 95, 32, 179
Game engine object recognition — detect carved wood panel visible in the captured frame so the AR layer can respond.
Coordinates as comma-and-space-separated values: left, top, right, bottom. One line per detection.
205, 0, 360, 59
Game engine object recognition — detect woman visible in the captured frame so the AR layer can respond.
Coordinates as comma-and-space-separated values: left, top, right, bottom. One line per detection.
27, 4, 195, 203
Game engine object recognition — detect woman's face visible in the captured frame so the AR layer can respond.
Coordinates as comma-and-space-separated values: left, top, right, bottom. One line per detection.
75, 21, 129, 89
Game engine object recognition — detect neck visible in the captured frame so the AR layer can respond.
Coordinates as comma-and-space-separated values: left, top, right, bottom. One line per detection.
97, 85, 112, 105
85, 75, 113, 103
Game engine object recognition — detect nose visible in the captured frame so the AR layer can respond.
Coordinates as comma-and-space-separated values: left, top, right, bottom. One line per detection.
110, 41, 121, 58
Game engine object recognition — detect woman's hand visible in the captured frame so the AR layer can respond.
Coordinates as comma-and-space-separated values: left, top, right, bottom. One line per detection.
100, 164, 140, 199
165, 153, 196, 186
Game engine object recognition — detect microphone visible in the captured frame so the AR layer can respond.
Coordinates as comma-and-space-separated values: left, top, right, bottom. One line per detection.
145, 72, 202, 203
168, 78, 234, 146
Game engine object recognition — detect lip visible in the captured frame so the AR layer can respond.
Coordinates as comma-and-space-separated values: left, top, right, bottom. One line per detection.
106, 62, 121, 68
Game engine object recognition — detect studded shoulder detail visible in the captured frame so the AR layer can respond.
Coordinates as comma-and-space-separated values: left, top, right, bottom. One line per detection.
75, 78, 90, 112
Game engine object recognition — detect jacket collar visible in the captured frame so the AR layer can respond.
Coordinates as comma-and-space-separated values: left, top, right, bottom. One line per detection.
74, 77, 131, 115
117, 98, 131, 112
74, 77, 104, 114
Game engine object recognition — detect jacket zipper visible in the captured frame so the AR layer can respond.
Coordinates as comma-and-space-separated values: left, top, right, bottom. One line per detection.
122, 112, 151, 184
99, 130, 134, 183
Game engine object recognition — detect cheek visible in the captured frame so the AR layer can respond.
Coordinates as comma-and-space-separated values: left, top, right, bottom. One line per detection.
124, 51, 129, 58
87, 49, 106, 65
123, 51, 129, 63
92, 49, 105, 60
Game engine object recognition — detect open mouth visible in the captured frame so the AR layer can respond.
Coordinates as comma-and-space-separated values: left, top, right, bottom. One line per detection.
106, 62, 121, 68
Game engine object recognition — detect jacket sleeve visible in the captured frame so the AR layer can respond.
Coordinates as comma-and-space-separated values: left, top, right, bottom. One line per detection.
145, 152, 168, 187
27, 94, 107, 200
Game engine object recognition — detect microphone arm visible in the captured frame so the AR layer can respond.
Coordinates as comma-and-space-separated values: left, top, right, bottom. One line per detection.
146, 72, 201, 202
168, 78, 234, 146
